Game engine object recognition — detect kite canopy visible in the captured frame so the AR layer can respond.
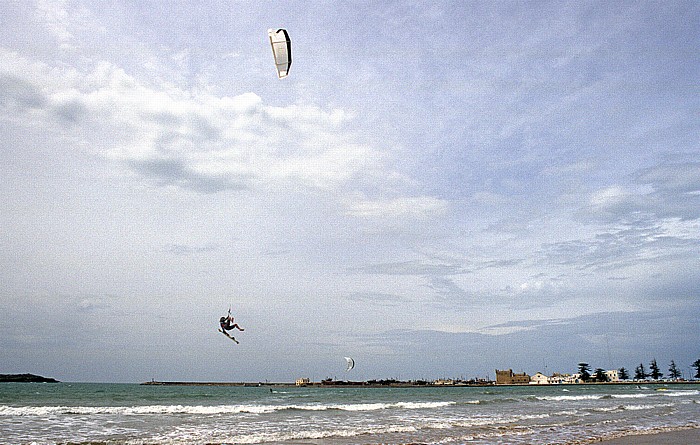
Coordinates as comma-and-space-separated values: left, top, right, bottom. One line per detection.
268, 28, 291, 78
344, 357, 355, 372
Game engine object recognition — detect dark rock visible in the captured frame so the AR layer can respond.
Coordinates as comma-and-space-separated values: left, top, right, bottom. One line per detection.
0, 373, 60, 383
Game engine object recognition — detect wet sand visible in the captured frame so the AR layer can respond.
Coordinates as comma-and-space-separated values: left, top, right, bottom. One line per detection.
594, 427, 700, 444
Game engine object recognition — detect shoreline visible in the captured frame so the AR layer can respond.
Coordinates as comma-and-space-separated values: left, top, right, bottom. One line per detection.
583, 426, 700, 444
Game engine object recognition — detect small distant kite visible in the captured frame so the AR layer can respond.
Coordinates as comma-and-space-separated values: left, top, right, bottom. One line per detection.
268, 28, 291, 79
344, 356, 355, 372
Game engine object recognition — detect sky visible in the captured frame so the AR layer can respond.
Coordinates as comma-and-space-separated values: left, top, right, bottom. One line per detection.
1, 0, 698, 383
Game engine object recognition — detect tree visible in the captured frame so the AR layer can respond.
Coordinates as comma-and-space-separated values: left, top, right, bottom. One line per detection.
594, 368, 608, 382
668, 360, 681, 380
649, 359, 662, 380
578, 362, 592, 382
635, 363, 648, 380
618, 367, 630, 380
693, 359, 700, 379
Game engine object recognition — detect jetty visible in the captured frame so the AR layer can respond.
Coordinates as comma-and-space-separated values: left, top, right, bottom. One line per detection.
141, 378, 495, 387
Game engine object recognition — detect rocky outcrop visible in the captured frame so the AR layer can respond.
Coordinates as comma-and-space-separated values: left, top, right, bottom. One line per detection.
0, 373, 60, 383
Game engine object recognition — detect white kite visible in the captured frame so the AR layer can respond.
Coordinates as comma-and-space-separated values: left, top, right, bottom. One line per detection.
268, 28, 291, 78
344, 357, 355, 372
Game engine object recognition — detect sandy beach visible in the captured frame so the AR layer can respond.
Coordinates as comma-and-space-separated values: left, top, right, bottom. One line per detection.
594, 427, 700, 444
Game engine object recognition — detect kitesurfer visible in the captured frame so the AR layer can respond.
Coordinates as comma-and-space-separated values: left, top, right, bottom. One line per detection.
220, 310, 245, 333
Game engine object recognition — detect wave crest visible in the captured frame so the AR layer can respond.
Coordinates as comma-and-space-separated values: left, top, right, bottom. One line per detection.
0, 400, 456, 417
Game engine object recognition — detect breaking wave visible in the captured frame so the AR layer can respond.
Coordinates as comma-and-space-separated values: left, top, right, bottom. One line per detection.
0, 400, 456, 417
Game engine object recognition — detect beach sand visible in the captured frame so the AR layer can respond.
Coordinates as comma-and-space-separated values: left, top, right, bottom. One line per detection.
593, 427, 700, 444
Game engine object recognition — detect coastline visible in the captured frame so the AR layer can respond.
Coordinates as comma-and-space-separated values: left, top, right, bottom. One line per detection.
585, 426, 700, 444
140, 380, 700, 388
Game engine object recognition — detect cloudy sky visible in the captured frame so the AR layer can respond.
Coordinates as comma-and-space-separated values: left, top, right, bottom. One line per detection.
1, 0, 698, 383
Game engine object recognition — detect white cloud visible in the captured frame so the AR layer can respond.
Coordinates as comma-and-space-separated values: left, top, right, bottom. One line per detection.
345, 195, 448, 220
470, 191, 510, 206
350, 260, 466, 276
655, 218, 700, 241
35, 0, 73, 45
0, 73, 47, 111
637, 163, 700, 194
590, 186, 630, 210
1, 52, 389, 195
587, 163, 700, 222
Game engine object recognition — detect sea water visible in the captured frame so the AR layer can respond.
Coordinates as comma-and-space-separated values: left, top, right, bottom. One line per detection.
1, 382, 698, 444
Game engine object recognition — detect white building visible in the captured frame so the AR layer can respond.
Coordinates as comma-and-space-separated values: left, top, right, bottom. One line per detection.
604, 370, 620, 382
568, 373, 584, 384
530, 372, 549, 385
548, 373, 572, 384
433, 379, 455, 386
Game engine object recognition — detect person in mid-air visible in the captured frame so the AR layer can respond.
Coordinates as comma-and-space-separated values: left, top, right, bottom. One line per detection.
220, 310, 244, 333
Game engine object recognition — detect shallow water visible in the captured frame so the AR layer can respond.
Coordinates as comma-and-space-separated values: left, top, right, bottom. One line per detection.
1, 382, 698, 444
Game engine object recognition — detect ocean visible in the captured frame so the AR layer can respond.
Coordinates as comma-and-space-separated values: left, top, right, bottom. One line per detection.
1, 382, 698, 444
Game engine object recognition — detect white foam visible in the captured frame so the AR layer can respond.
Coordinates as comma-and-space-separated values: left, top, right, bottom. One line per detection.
624, 403, 674, 411
0, 404, 278, 416
174, 424, 421, 444
395, 401, 455, 410
537, 394, 604, 401
663, 390, 699, 397
611, 393, 652, 399
0, 400, 456, 417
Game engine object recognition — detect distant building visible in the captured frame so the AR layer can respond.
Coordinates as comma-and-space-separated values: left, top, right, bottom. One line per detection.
433, 379, 455, 386
530, 372, 549, 385
495, 369, 624, 386
569, 373, 586, 384
604, 370, 619, 382
295, 378, 310, 387
548, 373, 572, 384
495, 369, 531, 385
